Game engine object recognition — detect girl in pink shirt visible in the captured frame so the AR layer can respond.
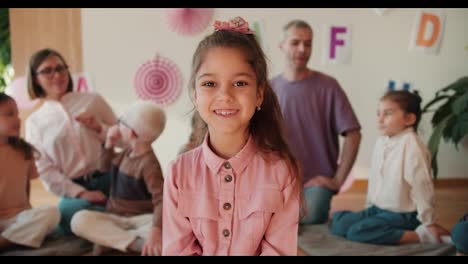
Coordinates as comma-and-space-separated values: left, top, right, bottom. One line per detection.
0, 93, 60, 251
162, 16, 302, 256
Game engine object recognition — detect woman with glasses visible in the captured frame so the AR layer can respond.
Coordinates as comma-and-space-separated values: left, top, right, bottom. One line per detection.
24, 48, 117, 236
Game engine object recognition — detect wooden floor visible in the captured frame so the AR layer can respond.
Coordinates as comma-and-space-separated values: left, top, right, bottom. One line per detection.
30, 178, 468, 256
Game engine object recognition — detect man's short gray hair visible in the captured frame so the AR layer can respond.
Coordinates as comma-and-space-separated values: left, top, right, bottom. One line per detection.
282, 20, 313, 41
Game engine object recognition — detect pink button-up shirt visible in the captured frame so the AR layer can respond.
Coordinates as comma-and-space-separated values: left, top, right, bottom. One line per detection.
25, 92, 116, 198
163, 135, 299, 256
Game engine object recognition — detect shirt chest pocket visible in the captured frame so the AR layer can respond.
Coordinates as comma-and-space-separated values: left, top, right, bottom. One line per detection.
177, 192, 218, 242
236, 187, 284, 247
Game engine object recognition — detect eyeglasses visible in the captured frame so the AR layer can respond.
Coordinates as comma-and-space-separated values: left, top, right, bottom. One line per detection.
117, 117, 139, 138
35, 65, 69, 78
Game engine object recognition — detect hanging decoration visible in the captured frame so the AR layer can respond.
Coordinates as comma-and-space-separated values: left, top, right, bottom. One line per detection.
409, 9, 446, 55
164, 8, 214, 36
372, 8, 390, 16
322, 24, 353, 65
134, 55, 182, 106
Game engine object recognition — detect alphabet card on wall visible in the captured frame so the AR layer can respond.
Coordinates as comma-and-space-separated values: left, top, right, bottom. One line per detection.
322, 24, 352, 65
71, 72, 94, 93
409, 9, 446, 55
252, 19, 268, 55
373, 8, 390, 16
386, 79, 414, 92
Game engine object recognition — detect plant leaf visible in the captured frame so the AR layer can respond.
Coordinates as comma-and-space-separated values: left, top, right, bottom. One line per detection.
427, 115, 451, 178
452, 89, 468, 115
428, 115, 450, 157
442, 115, 457, 142
451, 112, 468, 148
441, 76, 468, 94
431, 98, 455, 127
422, 95, 450, 113
431, 154, 438, 179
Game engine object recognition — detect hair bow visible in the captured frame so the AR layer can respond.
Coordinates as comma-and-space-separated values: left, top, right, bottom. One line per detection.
213, 16, 255, 34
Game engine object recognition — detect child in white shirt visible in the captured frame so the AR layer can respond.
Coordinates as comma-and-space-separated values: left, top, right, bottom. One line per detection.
331, 90, 451, 245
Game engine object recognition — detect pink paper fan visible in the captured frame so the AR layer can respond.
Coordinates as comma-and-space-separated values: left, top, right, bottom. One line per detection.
134, 55, 183, 106
5, 76, 39, 110
165, 8, 214, 36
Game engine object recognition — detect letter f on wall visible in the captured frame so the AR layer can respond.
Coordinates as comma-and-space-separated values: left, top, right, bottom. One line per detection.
322, 24, 352, 65
330, 27, 347, 59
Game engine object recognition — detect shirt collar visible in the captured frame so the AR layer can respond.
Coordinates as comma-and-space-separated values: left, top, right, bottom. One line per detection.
383, 127, 414, 147
202, 133, 257, 175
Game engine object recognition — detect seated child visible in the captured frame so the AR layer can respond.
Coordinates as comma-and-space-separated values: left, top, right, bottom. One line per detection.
331, 90, 451, 245
0, 93, 60, 251
452, 213, 468, 256
70, 101, 165, 256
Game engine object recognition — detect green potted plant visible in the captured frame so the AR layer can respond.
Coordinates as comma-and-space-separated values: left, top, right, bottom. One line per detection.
422, 76, 468, 178
0, 8, 12, 92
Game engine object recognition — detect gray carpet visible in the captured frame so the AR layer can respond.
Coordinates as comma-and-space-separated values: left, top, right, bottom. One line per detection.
298, 224, 456, 256
0, 235, 92, 256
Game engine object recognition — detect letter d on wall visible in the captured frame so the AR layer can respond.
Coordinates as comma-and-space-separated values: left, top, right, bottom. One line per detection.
409, 9, 446, 55
322, 24, 352, 65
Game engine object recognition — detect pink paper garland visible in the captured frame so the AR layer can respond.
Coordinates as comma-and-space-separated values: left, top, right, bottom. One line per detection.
165, 8, 214, 36
134, 55, 182, 106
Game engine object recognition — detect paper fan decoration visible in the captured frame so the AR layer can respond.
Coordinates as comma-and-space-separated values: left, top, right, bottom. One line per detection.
134, 55, 182, 106
164, 8, 214, 36
5, 76, 39, 110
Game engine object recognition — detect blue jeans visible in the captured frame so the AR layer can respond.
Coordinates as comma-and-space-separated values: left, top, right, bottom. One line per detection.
452, 213, 468, 254
331, 206, 420, 245
57, 171, 111, 236
300, 186, 335, 225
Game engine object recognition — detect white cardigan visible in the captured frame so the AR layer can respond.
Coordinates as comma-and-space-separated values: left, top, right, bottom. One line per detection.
367, 127, 435, 226
25, 92, 116, 198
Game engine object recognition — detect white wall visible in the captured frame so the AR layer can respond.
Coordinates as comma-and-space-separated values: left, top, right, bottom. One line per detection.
82, 8, 468, 179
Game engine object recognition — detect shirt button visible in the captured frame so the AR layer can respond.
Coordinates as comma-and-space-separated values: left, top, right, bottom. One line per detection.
223, 162, 231, 169
224, 175, 232, 182
223, 203, 231, 210
222, 229, 230, 237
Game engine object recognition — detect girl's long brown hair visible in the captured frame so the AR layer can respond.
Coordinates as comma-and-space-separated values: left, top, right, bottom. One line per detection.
0, 93, 38, 160
189, 29, 305, 217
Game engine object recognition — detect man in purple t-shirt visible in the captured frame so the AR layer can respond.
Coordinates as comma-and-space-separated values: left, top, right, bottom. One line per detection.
271, 20, 362, 224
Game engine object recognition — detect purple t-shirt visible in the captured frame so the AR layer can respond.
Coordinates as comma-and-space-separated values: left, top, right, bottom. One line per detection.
271, 71, 361, 183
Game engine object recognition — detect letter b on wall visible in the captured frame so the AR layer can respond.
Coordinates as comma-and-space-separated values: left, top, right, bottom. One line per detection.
409, 9, 445, 55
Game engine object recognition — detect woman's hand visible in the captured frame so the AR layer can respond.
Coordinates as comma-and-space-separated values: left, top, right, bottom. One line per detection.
76, 112, 102, 134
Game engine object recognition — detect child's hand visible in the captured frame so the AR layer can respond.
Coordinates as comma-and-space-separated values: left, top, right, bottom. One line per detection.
141, 227, 162, 256
76, 112, 102, 134
77, 190, 107, 204
105, 125, 121, 149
